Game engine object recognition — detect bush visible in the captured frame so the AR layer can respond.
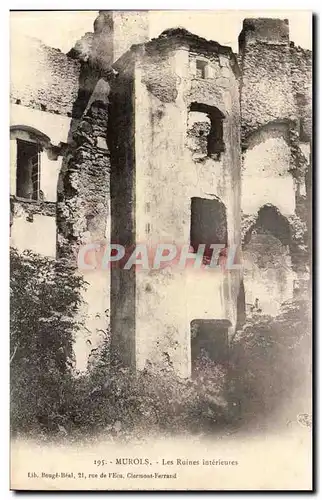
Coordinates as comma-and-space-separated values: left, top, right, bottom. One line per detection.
10, 248, 84, 436
33, 360, 229, 442
228, 298, 311, 427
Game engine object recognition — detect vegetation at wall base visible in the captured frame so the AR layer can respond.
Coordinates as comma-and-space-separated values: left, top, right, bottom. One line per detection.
10, 246, 311, 440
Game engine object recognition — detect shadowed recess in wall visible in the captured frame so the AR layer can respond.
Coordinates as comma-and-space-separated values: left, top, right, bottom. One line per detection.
191, 319, 231, 376
243, 204, 291, 247
187, 102, 225, 161
190, 196, 227, 262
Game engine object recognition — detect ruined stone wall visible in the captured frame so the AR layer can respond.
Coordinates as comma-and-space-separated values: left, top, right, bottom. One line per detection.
10, 35, 80, 258
11, 34, 80, 116
239, 18, 311, 315
10, 32, 111, 366
56, 95, 111, 372
290, 45, 312, 141
241, 122, 295, 217
290, 45, 312, 264
239, 19, 312, 215
57, 98, 110, 260
10, 30, 112, 370
239, 19, 296, 143
243, 232, 295, 317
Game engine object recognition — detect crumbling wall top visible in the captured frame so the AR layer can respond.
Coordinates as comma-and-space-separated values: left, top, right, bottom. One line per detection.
239, 18, 290, 50
11, 34, 80, 117
114, 27, 239, 78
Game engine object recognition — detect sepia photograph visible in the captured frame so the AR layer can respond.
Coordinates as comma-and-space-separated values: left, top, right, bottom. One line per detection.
9, 9, 312, 490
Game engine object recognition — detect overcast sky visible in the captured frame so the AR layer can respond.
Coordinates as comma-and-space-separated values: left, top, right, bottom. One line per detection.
10, 10, 312, 54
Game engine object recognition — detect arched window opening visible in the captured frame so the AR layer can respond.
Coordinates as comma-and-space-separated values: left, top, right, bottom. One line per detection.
187, 102, 225, 161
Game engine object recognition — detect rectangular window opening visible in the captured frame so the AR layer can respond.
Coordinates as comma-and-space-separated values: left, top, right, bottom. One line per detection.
16, 139, 41, 200
196, 59, 207, 79
190, 197, 227, 263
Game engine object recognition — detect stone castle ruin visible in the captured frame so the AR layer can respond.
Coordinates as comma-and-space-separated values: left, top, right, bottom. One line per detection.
10, 12, 312, 377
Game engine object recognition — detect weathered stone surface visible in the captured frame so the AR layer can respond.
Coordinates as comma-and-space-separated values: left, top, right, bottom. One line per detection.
290, 45, 312, 141
57, 99, 110, 262
11, 196, 56, 218
239, 18, 290, 47
142, 53, 179, 103
239, 41, 296, 142
55, 96, 111, 372
239, 18, 312, 144
239, 18, 311, 312
11, 34, 80, 117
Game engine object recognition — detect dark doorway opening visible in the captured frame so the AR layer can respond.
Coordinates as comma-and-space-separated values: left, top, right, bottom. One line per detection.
191, 319, 231, 376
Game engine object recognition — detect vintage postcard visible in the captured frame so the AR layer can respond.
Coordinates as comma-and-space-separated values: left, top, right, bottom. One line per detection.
10, 10, 312, 490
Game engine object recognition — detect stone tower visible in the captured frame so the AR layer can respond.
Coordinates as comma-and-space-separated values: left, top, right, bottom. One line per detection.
93, 10, 149, 64
109, 29, 242, 377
